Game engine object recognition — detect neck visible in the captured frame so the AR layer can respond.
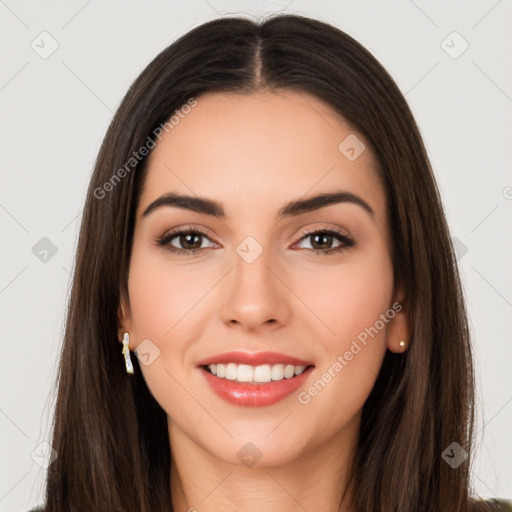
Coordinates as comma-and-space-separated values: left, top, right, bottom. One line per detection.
168, 417, 358, 512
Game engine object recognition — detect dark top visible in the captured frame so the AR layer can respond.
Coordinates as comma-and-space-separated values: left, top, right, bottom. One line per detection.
28, 498, 512, 511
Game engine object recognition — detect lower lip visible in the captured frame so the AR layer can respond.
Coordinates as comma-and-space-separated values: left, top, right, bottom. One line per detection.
199, 366, 314, 407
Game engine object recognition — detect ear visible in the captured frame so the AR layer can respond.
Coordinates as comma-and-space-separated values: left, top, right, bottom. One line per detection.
117, 295, 133, 343
385, 285, 409, 354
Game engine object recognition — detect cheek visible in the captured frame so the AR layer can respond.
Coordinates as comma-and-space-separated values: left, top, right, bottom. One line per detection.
302, 247, 394, 352
293, 256, 393, 439
125, 249, 200, 421
127, 247, 207, 341
125, 244, 222, 410
293, 246, 393, 402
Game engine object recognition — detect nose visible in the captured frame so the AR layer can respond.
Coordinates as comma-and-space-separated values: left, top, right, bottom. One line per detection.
220, 244, 291, 333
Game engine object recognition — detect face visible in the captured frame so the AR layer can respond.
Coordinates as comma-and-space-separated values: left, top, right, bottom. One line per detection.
119, 90, 408, 468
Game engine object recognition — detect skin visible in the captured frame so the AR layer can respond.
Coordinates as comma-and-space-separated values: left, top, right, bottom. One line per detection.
118, 90, 409, 512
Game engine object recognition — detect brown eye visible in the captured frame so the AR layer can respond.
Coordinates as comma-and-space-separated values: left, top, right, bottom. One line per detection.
310, 233, 336, 250
176, 232, 203, 250
294, 228, 355, 256
156, 227, 216, 255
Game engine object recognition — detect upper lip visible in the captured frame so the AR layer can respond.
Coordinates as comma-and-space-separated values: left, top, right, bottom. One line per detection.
196, 351, 314, 367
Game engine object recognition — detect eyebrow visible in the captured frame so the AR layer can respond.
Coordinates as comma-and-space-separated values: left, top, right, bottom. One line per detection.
141, 190, 375, 219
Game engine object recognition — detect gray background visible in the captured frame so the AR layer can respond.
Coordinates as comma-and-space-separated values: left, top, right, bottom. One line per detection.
1, 1, 511, 510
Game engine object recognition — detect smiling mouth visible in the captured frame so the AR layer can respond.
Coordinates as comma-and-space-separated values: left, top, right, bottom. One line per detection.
201, 363, 314, 385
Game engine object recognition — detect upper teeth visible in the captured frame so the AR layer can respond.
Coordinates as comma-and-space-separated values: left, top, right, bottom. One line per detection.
208, 363, 307, 383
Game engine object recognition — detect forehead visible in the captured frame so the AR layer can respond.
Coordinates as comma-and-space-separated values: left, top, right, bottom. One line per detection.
137, 90, 386, 225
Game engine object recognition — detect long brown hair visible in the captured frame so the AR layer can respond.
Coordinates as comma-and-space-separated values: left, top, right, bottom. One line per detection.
41, 13, 496, 512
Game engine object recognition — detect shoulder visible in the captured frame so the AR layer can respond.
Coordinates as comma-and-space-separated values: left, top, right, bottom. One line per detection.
470, 498, 512, 511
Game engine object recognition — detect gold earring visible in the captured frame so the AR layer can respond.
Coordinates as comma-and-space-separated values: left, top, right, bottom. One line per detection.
122, 332, 134, 374
399, 340, 406, 349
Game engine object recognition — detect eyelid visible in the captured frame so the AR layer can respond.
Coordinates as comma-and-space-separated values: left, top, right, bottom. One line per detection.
159, 224, 216, 241
293, 224, 352, 241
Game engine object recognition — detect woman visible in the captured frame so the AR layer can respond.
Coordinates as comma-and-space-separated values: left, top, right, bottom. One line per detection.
33, 13, 510, 512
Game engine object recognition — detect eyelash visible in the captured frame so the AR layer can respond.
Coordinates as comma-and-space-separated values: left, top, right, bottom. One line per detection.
156, 226, 355, 257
